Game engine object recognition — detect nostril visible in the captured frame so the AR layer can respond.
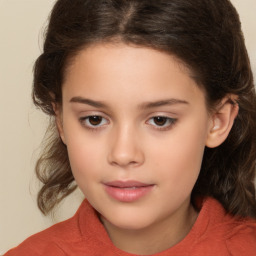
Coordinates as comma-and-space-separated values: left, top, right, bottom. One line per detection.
108, 149, 144, 168
107, 130, 145, 167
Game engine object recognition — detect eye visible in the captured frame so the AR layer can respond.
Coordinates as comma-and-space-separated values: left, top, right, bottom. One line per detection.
147, 116, 177, 129
80, 115, 108, 128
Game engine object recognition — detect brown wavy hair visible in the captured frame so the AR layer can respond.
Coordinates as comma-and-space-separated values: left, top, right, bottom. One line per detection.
33, 0, 256, 217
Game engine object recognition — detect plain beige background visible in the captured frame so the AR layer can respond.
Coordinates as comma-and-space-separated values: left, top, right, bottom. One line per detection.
0, 0, 255, 254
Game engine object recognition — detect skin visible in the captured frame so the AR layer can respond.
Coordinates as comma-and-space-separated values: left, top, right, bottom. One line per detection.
56, 43, 238, 255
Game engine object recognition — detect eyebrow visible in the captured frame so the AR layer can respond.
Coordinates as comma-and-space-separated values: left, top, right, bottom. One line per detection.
139, 99, 189, 109
70, 97, 107, 108
70, 96, 189, 109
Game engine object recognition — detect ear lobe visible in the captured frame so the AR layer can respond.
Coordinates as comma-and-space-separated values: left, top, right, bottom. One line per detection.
53, 103, 66, 145
206, 97, 239, 148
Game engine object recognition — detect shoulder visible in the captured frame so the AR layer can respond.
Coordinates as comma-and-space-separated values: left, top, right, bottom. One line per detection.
195, 197, 256, 255
224, 218, 256, 255
4, 201, 86, 256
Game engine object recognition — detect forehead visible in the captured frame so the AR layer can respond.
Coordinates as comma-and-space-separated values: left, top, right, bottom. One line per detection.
65, 43, 192, 80
62, 43, 206, 108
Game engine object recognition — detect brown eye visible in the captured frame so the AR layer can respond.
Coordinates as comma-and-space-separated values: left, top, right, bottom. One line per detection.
147, 116, 177, 130
79, 115, 108, 129
88, 116, 103, 126
153, 116, 168, 126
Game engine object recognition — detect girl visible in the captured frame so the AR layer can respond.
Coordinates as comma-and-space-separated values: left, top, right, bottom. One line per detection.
5, 0, 256, 255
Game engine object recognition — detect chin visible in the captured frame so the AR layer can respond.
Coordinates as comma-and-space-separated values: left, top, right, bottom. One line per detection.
101, 208, 158, 231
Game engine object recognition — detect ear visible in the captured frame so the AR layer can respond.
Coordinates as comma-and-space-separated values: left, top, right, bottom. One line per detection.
53, 103, 66, 145
206, 96, 239, 148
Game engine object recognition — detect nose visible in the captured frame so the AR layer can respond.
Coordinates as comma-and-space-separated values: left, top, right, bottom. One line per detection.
107, 125, 144, 168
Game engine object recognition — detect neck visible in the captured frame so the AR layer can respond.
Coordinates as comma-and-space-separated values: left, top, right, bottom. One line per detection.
101, 201, 198, 255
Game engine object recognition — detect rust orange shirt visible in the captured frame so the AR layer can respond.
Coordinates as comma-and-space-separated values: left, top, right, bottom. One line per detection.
4, 198, 256, 256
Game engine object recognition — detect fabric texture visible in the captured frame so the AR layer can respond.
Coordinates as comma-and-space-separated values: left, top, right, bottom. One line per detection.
4, 197, 256, 256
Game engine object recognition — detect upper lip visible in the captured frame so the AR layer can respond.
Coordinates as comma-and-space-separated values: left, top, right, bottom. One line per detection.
103, 180, 153, 188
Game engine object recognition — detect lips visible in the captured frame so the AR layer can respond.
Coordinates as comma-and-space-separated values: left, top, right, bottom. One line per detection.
103, 180, 154, 202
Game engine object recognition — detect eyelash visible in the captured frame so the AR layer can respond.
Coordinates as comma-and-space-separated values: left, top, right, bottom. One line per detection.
146, 116, 177, 131
79, 115, 109, 131
79, 115, 177, 131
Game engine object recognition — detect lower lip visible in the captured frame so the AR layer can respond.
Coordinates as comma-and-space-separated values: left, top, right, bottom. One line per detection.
104, 185, 154, 202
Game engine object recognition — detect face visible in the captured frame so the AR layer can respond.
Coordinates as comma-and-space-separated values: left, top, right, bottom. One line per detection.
59, 43, 213, 237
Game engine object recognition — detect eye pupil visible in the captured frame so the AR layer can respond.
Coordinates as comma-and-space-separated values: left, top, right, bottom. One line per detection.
89, 116, 102, 126
154, 117, 167, 126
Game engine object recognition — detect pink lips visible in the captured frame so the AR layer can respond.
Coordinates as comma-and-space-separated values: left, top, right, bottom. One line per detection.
103, 180, 154, 202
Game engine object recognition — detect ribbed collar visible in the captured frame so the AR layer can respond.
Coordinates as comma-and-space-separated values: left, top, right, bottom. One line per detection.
77, 197, 227, 255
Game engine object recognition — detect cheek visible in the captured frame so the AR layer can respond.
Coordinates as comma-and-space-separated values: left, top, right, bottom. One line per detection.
151, 119, 208, 191
66, 141, 105, 200
64, 129, 105, 183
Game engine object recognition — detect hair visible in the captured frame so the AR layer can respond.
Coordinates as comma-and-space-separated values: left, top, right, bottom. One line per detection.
33, 0, 256, 218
